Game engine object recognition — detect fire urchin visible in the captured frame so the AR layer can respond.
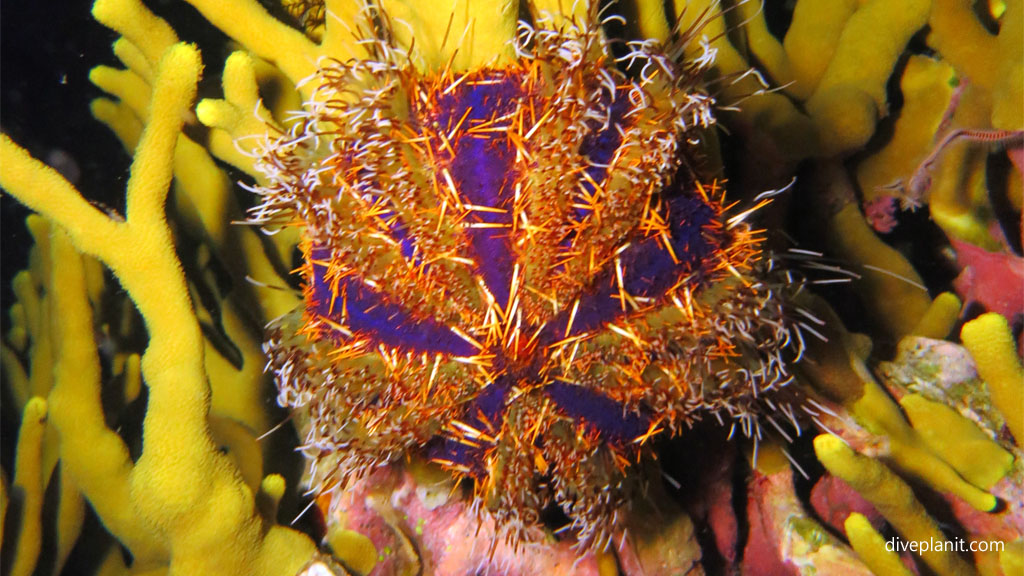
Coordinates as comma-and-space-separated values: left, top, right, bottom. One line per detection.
251, 7, 810, 550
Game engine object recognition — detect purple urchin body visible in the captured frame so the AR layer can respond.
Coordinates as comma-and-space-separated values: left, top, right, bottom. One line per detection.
254, 15, 803, 549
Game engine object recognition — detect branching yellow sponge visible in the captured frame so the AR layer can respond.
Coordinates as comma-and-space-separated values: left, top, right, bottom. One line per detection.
910, 292, 963, 340
855, 55, 955, 205
10, 398, 47, 576
827, 202, 931, 338
850, 378, 997, 512
924, 0, 1022, 248
814, 434, 975, 576
0, 41, 317, 575
803, 0, 929, 156
799, 301, 1004, 522
899, 394, 1013, 490
845, 513, 914, 576
380, 0, 518, 70
182, 0, 368, 98
195, 51, 277, 178
783, 0, 858, 101
961, 313, 1024, 444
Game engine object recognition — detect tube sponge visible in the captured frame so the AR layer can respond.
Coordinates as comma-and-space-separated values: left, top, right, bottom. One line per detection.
783, 0, 858, 100
961, 313, 1024, 444
814, 434, 976, 576
0, 41, 317, 575
804, 0, 930, 156
910, 292, 963, 340
855, 55, 956, 206
845, 512, 914, 576
827, 203, 931, 338
9, 398, 47, 576
380, 0, 518, 70
898, 394, 1014, 490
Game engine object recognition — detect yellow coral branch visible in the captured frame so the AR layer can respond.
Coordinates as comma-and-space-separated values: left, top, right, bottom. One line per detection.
910, 292, 962, 340
10, 274, 38, 352
0, 139, 127, 258
814, 434, 976, 576
196, 51, 278, 177
328, 525, 379, 575
182, 0, 321, 86
122, 54, 198, 235
673, 0, 818, 159
89, 45, 298, 327
54, 467, 85, 575
929, 136, 998, 249
19, 232, 64, 501
1, 344, 29, 409
805, 0, 929, 156
25, 216, 52, 295
1002, 543, 1024, 576
798, 296, 998, 512
852, 378, 997, 512
113, 36, 155, 82
3, 40, 317, 575
855, 55, 955, 205
380, 0, 519, 71
827, 202, 931, 338
809, 0, 929, 115
532, 0, 591, 27
47, 228, 168, 568
6, 302, 28, 351
172, 136, 238, 246
735, 0, 792, 88
91, 98, 144, 152
206, 303, 275, 432
961, 313, 1024, 444
845, 512, 914, 576
208, 415, 265, 492
783, 0, 858, 100
992, 0, 1023, 130
631, 0, 670, 43
927, 0, 999, 90
322, 0, 375, 58
10, 398, 47, 576
124, 353, 143, 403
256, 474, 286, 522
93, 0, 178, 71
12, 270, 53, 403
90, 65, 152, 120
899, 394, 1013, 489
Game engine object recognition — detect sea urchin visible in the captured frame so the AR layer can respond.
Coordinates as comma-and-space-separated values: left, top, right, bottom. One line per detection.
252, 8, 805, 550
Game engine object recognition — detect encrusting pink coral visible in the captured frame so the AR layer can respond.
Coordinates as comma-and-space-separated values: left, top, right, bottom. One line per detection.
952, 238, 1024, 324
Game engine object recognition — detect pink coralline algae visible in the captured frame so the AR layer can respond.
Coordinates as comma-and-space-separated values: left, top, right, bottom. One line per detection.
952, 238, 1024, 324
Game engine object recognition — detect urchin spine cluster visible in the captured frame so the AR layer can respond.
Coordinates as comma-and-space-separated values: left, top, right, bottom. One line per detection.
252, 11, 809, 550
